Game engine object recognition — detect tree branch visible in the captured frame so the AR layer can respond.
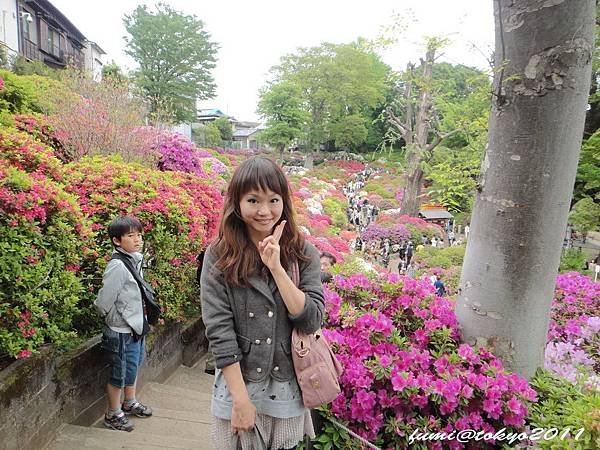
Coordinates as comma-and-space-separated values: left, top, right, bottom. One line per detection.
386, 106, 408, 138
426, 128, 463, 152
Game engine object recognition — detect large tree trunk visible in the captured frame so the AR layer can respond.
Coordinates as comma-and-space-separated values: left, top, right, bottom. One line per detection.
304, 151, 314, 169
400, 47, 435, 216
456, 0, 595, 379
402, 167, 424, 217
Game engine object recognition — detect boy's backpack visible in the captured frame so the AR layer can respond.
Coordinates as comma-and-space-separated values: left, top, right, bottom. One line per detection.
110, 252, 161, 326
289, 260, 344, 408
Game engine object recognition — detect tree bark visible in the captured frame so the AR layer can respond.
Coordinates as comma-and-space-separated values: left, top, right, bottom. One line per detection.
456, 0, 595, 379
400, 46, 435, 216
402, 167, 424, 217
304, 151, 314, 169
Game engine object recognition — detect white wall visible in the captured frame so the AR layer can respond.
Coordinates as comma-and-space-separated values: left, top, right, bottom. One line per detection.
168, 123, 192, 139
0, 0, 19, 56
84, 42, 104, 81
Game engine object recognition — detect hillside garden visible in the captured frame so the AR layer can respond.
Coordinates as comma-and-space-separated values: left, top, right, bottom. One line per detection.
0, 25, 599, 448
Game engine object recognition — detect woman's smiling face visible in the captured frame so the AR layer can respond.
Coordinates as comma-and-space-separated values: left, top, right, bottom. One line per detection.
239, 188, 284, 242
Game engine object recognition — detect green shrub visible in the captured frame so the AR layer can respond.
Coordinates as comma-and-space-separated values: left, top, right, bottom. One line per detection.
364, 180, 395, 199
559, 249, 587, 272
405, 223, 442, 242
322, 197, 346, 219
527, 369, 600, 450
413, 245, 465, 269
330, 254, 377, 279
0, 70, 41, 114
331, 210, 347, 229
0, 70, 67, 116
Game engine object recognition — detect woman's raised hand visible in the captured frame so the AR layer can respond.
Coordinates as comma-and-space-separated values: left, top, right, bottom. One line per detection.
258, 220, 286, 271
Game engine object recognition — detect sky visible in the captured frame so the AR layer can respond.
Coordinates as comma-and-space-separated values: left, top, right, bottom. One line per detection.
50, 0, 494, 122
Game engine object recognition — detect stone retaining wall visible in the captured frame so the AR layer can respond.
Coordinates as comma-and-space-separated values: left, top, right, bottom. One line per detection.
0, 318, 207, 450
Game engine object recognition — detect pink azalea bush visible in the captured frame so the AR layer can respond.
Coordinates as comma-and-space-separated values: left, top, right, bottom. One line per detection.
305, 235, 345, 263
322, 274, 537, 448
332, 160, 365, 172
361, 222, 410, 244
0, 131, 90, 358
63, 156, 223, 324
13, 114, 67, 161
544, 272, 600, 389
378, 213, 443, 241
150, 129, 208, 177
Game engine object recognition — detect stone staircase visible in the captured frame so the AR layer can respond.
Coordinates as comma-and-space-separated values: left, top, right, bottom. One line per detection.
45, 362, 215, 450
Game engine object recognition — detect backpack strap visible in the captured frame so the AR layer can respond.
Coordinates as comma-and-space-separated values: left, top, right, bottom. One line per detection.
110, 252, 153, 294
110, 251, 161, 325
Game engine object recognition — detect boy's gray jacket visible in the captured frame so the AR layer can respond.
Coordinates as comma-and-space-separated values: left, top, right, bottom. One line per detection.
200, 241, 325, 383
94, 250, 145, 335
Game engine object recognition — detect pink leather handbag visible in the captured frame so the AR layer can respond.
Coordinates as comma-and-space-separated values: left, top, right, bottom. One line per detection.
290, 261, 344, 408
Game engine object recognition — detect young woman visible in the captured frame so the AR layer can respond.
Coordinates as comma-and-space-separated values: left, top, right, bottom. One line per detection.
200, 156, 325, 450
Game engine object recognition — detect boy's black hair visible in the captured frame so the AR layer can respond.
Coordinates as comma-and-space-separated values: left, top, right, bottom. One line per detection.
108, 216, 143, 245
320, 251, 337, 265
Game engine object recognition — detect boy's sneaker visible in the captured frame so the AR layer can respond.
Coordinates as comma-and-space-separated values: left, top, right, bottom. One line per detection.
104, 412, 134, 432
122, 401, 153, 417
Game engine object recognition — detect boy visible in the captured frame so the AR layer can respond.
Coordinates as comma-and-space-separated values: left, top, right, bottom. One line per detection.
94, 216, 153, 432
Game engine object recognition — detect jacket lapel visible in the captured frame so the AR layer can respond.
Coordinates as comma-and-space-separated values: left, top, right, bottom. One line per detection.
247, 275, 276, 305
245, 265, 296, 304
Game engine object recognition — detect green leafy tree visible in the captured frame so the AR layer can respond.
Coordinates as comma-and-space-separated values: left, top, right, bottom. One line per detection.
123, 3, 218, 124
329, 114, 368, 150
257, 81, 308, 160
574, 129, 600, 204
426, 161, 477, 213
102, 60, 127, 84
193, 122, 222, 147
570, 197, 600, 237
271, 42, 390, 154
213, 116, 233, 142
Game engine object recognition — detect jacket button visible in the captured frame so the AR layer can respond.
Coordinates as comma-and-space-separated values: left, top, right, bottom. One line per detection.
266, 338, 272, 344
255, 339, 261, 344
249, 312, 254, 318
267, 311, 273, 317
256, 367, 262, 373
273, 366, 279, 372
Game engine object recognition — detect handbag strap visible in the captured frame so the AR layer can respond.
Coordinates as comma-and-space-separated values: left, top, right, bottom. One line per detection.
291, 260, 300, 287
231, 424, 267, 450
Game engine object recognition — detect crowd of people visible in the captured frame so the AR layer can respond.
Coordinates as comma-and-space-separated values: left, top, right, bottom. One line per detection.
325, 165, 463, 295
342, 167, 382, 233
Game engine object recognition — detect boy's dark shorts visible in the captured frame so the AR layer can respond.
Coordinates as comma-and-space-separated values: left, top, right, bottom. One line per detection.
101, 326, 145, 388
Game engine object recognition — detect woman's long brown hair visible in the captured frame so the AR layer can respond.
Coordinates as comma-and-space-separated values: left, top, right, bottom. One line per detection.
212, 156, 308, 286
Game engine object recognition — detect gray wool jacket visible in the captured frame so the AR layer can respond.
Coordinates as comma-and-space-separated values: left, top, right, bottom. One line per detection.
200, 241, 325, 383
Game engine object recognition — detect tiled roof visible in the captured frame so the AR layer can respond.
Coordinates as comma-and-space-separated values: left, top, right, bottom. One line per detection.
233, 128, 260, 138
418, 209, 454, 220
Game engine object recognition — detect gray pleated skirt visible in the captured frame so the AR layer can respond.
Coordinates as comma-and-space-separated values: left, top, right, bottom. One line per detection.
212, 410, 315, 450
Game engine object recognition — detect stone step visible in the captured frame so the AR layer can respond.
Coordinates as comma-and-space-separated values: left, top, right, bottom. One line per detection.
164, 364, 215, 394
90, 412, 212, 441
137, 382, 213, 414
46, 424, 211, 450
